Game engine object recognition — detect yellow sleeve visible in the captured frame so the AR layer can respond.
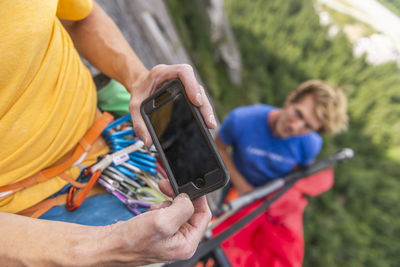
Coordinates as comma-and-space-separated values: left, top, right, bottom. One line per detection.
56, 0, 93, 20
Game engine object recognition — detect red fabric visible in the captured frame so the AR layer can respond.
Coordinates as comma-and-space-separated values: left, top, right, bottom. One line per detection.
212, 169, 334, 267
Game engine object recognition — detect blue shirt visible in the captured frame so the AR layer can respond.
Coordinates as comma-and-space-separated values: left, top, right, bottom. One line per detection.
218, 104, 322, 187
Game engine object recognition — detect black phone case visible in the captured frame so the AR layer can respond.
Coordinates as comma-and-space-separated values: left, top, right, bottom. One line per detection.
140, 78, 229, 199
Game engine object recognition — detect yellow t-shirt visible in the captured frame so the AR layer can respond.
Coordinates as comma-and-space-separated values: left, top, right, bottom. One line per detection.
0, 0, 107, 213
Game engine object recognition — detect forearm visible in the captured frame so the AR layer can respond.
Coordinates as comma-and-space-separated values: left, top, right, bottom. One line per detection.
222, 154, 254, 195
61, 2, 148, 91
0, 212, 116, 267
215, 136, 254, 195
0, 194, 210, 267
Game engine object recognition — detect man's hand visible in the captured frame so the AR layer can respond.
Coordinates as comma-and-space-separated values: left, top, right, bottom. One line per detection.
0, 179, 211, 267
103, 179, 212, 265
127, 64, 217, 147
62, 3, 216, 147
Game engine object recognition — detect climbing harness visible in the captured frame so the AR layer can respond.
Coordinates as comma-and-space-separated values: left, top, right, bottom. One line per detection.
79, 114, 168, 214
14, 113, 167, 218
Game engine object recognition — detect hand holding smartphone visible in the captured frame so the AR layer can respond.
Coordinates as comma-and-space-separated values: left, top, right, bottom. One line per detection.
141, 79, 229, 199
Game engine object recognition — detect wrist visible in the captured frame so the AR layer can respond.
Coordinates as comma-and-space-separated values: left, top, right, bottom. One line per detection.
73, 222, 146, 267
66, 225, 119, 266
124, 66, 149, 94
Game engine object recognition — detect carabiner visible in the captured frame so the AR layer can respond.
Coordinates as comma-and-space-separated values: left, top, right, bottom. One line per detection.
66, 170, 101, 211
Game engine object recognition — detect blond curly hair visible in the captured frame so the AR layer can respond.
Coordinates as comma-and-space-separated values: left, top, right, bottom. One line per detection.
286, 80, 348, 135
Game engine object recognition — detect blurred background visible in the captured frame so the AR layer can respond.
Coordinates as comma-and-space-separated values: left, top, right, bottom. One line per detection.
97, 0, 400, 266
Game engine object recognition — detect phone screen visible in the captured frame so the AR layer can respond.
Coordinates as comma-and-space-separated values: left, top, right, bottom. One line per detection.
149, 93, 217, 187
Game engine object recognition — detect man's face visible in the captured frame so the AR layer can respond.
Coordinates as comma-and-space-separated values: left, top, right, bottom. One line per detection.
274, 95, 322, 138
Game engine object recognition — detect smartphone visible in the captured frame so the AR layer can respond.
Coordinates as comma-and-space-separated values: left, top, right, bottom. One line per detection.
141, 78, 229, 199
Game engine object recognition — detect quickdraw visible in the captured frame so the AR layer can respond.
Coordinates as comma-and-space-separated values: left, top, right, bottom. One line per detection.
66, 114, 168, 214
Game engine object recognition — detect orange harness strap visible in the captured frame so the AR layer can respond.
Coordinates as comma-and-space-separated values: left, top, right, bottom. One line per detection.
18, 185, 107, 218
58, 173, 87, 189
0, 112, 114, 201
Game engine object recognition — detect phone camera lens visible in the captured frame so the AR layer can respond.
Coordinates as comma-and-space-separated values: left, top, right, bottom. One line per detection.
195, 178, 206, 188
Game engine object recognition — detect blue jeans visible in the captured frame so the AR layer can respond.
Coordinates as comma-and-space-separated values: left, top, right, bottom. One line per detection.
39, 193, 136, 226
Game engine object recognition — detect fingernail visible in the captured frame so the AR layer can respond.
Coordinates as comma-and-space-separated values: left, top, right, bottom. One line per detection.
178, 193, 190, 200
196, 92, 203, 105
209, 114, 217, 128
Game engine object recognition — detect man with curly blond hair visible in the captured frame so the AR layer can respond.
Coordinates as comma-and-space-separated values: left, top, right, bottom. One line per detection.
216, 80, 348, 195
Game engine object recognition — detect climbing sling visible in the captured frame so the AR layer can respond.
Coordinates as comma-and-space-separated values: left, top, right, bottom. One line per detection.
0, 112, 114, 217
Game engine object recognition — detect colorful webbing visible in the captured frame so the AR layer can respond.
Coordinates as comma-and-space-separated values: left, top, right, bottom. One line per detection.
0, 112, 114, 202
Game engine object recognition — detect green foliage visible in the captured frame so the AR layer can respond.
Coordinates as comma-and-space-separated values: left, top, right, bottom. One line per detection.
378, 0, 400, 17
305, 124, 400, 267
167, 0, 400, 265
320, 4, 375, 36
167, 0, 248, 117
